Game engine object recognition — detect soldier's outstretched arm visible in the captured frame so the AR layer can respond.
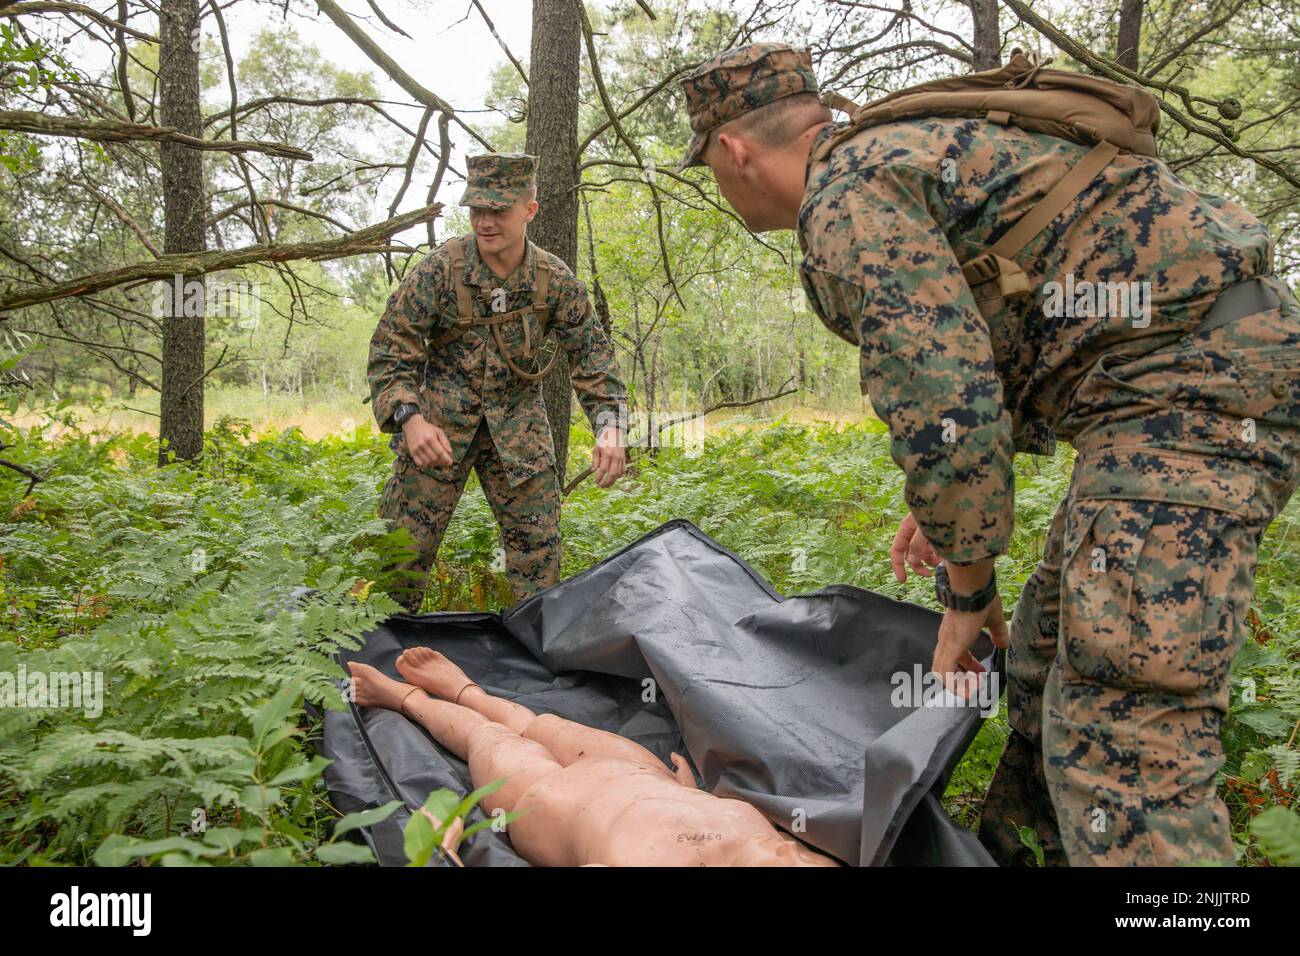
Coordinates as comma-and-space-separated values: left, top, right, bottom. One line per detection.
802, 162, 1015, 564
366, 253, 453, 434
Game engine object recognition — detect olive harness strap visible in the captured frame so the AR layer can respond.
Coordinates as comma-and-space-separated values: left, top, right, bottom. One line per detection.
427, 235, 560, 382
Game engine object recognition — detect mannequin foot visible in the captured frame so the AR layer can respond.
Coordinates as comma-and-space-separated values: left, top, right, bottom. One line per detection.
396, 646, 477, 701
348, 661, 420, 713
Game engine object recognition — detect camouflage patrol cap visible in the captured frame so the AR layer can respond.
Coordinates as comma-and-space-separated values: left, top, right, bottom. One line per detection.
677, 43, 819, 170
459, 153, 538, 210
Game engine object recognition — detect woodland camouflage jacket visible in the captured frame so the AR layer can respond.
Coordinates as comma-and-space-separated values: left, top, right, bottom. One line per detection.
799, 117, 1276, 563
368, 235, 627, 486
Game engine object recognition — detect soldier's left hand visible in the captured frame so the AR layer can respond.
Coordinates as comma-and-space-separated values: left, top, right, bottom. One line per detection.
592, 427, 627, 488
931, 597, 1009, 699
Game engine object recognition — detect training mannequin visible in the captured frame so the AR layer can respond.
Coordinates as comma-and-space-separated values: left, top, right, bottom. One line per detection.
347, 648, 839, 867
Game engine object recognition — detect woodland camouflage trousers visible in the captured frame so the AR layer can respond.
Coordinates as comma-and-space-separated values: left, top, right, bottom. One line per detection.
980, 277, 1300, 865
378, 419, 561, 612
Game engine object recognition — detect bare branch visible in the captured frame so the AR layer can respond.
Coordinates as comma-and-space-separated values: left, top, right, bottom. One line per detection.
61, 175, 161, 257
573, 0, 685, 308
0, 447, 46, 497
207, 0, 271, 242
427, 112, 452, 247
0, 110, 314, 161
576, 61, 695, 155
471, 0, 527, 84
0, 204, 442, 313
582, 158, 789, 263
115, 0, 136, 121
313, 0, 494, 151
365, 0, 410, 38
2, 1, 157, 42
210, 197, 356, 234
389, 106, 435, 222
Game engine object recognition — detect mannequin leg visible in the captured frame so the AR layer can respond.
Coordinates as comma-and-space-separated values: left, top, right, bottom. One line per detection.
348, 661, 560, 816
395, 647, 688, 781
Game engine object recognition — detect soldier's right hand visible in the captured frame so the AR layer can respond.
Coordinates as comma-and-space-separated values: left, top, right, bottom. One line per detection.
402, 415, 454, 469
890, 511, 941, 583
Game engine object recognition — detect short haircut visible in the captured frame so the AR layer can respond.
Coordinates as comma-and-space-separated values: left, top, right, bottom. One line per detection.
717, 92, 831, 148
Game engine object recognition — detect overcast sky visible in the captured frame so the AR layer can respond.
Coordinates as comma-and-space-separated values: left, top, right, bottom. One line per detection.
241, 0, 532, 118
218, 0, 533, 227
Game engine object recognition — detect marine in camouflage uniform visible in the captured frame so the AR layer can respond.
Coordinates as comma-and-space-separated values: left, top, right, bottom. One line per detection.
368, 153, 627, 611
680, 44, 1300, 865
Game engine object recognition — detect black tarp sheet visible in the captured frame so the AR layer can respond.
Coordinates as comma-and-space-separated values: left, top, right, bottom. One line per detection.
320, 519, 1000, 866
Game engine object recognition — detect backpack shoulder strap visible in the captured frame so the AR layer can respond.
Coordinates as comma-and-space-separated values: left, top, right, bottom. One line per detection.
445, 235, 473, 318
531, 247, 553, 333
960, 139, 1120, 298
426, 235, 476, 351
820, 90, 861, 117
988, 139, 1120, 261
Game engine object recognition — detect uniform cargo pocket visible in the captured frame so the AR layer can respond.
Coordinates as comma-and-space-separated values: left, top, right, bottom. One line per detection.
1059, 448, 1261, 697
1060, 496, 1244, 696
1071, 446, 1257, 519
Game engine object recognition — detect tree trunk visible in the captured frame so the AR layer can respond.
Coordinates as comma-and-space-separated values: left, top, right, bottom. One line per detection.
526, 0, 580, 483
157, 0, 207, 464
969, 0, 1001, 71
1116, 0, 1144, 71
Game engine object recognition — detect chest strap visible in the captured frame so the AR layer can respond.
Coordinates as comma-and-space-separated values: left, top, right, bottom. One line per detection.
426, 235, 559, 381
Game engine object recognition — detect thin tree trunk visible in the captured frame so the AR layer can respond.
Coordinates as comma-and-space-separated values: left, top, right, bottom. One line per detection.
526, 0, 580, 483
157, 0, 206, 464
970, 0, 1001, 70
1116, 0, 1144, 71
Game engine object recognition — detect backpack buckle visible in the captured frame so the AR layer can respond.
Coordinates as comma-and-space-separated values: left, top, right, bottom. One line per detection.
538, 336, 558, 363
962, 252, 1031, 298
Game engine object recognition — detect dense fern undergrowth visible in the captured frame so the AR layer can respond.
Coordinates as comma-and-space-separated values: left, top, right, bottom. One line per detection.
2, 413, 1297, 865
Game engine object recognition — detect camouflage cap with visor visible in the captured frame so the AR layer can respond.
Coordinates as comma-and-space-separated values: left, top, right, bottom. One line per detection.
459, 153, 538, 210
677, 43, 819, 171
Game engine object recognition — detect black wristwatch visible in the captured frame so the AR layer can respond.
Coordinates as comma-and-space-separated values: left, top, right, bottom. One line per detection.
934, 562, 997, 613
391, 402, 421, 428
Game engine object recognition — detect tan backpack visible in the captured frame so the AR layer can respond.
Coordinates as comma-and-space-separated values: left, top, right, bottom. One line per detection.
816, 51, 1162, 306
427, 235, 560, 383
